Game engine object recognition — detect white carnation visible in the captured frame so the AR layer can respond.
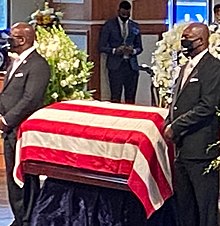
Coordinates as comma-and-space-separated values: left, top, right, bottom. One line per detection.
60, 80, 68, 87
51, 92, 58, 99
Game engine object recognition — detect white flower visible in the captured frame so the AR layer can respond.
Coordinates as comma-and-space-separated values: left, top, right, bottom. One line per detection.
51, 92, 58, 99
209, 24, 217, 33
60, 80, 68, 87
73, 59, 80, 68
55, 12, 64, 18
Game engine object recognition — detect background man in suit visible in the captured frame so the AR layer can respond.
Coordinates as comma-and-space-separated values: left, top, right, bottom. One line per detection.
0, 22, 50, 226
164, 22, 220, 226
99, 0, 143, 104
209, 4, 220, 32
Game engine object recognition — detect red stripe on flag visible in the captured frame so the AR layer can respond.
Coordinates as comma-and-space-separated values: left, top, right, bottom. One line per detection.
46, 102, 165, 132
138, 140, 173, 199
128, 170, 156, 218
19, 146, 133, 176
128, 170, 173, 219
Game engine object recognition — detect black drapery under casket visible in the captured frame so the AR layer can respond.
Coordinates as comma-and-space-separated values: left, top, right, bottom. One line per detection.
31, 178, 178, 226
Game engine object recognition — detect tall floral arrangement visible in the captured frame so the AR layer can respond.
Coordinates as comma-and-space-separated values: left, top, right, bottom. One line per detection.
30, 2, 94, 105
36, 25, 94, 105
151, 23, 188, 108
205, 28, 220, 173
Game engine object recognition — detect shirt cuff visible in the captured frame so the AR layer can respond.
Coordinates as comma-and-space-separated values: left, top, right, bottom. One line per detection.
1, 116, 7, 125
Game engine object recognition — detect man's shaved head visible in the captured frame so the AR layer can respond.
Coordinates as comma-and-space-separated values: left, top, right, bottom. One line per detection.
11, 22, 35, 45
9, 22, 35, 54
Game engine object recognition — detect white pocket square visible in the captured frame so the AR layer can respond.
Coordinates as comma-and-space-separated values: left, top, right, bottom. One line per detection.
14, 73, 24, 78
189, 77, 199, 82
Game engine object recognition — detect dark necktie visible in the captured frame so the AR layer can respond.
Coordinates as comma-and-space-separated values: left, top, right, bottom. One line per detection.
122, 22, 127, 43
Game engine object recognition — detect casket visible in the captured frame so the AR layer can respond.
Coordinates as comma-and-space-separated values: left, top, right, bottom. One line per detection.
14, 100, 173, 218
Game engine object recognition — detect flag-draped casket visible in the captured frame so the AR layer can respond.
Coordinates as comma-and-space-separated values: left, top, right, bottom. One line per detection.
14, 100, 173, 218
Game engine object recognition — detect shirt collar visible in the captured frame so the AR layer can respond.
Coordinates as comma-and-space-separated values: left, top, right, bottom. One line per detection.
190, 48, 208, 68
17, 46, 35, 62
118, 16, 129, 25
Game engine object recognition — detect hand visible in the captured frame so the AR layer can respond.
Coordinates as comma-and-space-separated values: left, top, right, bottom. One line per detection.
123, 45, 134, 55
163, 124, 174, 141
115, 45, 125, 55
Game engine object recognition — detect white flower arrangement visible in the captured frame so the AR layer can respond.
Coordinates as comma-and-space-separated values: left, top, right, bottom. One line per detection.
29, 1, 63, 27
151, 23, 220, 108
35, 25, 94, 105
205, 109, 220, 173
29, 2, 94, 105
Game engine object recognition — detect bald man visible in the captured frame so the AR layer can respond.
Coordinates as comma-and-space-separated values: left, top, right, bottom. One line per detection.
0, 22, 50, 226
164, 23, 220, 226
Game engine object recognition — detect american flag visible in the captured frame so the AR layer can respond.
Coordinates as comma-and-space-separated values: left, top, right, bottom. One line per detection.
14, 100, 173, 218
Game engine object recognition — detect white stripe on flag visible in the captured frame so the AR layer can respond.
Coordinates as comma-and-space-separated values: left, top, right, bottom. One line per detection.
133, 150, 164, 210
20, 130, 138, 161
13, 138, 24, 187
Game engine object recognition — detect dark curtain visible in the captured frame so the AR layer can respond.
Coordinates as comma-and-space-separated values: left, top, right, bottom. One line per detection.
31, 178, 178, 226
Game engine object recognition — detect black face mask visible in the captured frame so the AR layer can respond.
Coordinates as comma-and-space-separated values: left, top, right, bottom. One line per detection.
181, 38, 201, 57
119, 15, 129, 23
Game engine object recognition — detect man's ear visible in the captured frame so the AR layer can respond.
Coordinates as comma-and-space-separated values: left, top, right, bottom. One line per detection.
19, 37, 26, 46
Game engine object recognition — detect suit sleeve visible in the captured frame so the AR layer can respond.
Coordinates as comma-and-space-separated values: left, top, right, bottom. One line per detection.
4, 57, 50, 129
132, 24, 143, 56
99, 21, 114, 55
171, 63, 220, 138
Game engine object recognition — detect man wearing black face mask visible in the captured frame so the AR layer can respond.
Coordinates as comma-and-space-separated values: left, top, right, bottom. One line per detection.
99, 0, 143, 104
164, 23, 220, 226
181, 37, 202, 58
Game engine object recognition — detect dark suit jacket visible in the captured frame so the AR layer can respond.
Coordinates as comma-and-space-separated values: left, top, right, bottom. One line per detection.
99, 17, 143, 71
0, 50, 50, 131
166, 52, 220, 159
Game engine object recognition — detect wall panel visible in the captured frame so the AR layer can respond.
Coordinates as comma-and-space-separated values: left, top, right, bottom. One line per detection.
133, 0, 167, 20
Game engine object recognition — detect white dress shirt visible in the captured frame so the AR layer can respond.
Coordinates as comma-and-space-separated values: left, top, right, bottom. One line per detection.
8, 46, 35, 81
181, 49, 208, 89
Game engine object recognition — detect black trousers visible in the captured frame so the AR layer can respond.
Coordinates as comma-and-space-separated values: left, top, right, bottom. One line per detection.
174, 158, 219, 226
4, 129, 40, 226
108, 60, 139, 104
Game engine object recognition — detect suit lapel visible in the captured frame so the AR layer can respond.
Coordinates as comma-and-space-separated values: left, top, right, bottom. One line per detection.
2, 51, 35, 91
172, 65, 185, 104
115, 18, 124, 41
3, 61, 14, 88
127, 20, 132, 37
172, 52, 210, 106
178, 68, 198, 95
170, 65, 185, 121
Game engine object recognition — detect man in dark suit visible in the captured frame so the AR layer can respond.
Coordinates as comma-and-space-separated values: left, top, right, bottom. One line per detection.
99, 0, 143, 104
0, 22, 50, 226
164, 23, 220, 226
210, 4, 220, 32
